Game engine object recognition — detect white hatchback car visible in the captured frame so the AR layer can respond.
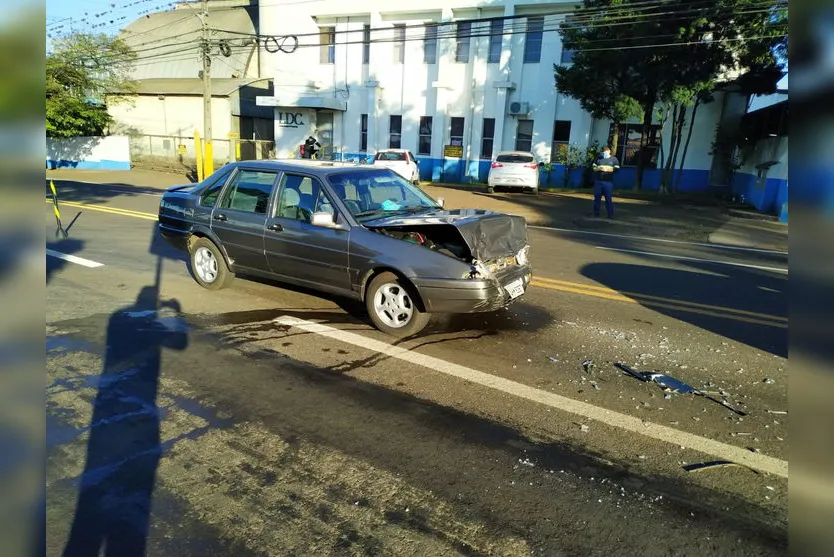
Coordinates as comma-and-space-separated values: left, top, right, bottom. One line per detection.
373, 149, 421, 184
487, 151, 541, 194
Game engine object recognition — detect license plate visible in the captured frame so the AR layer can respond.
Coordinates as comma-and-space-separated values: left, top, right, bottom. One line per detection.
504, 278, 525, 299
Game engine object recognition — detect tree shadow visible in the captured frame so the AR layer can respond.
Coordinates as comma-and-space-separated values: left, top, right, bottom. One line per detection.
61, 262, 188, 556
580, 261, 787, 357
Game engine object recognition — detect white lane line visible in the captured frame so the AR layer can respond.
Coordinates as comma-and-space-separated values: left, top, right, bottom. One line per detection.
529, 225, 788, 256
274, 316, 788, 479
46, 249, 104, 268
597, 246, 789, 274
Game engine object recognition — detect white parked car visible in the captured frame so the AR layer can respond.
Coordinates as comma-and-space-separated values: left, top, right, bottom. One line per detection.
487, 151, 541, 194
373, 149, 421, 184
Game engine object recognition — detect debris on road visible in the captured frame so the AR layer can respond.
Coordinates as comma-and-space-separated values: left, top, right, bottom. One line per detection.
682, 460, 760, 474
762, 377, 775, 384
548, 355, 559, 362
582, 359, 595, 373
573, 422, 590, 432
766, 410, 788, 415
614, 362, 747, 416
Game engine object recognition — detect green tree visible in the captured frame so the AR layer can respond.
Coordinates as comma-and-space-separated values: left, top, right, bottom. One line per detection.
555, 0, 787, 190
554, 63, 642, 155
46, 32, 137, 138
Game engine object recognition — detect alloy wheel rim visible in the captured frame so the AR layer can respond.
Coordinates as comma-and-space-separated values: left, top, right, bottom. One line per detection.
373, 283, 413, 328
194, 246, 218, 283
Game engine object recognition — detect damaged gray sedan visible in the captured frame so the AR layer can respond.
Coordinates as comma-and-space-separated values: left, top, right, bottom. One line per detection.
158, 160, 532, 337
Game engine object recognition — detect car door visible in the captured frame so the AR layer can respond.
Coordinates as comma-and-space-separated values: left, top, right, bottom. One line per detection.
263, 172, 352, 293
210, 168, 278, 272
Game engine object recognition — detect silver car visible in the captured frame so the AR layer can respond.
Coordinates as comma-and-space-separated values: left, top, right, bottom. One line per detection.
158, 160, 532, 337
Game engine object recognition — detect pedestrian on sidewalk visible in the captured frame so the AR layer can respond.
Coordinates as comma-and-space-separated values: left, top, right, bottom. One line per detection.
592, 146, 620, 218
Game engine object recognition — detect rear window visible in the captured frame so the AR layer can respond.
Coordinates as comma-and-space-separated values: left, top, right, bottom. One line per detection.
496, 154, 535, 163
376, 151, 407, 161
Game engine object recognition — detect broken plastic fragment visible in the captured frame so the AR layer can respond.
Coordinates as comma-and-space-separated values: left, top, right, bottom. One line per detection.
582, 359, 595, 372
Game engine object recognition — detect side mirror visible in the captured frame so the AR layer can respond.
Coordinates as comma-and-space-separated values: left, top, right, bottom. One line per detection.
310, 211, 339, 228
436, 197, 445, 208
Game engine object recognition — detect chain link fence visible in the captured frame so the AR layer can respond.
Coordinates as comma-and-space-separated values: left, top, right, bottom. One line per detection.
128, 134, 275, 171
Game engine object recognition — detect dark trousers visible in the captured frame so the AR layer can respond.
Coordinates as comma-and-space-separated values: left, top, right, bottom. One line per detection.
593, 180, 614, 217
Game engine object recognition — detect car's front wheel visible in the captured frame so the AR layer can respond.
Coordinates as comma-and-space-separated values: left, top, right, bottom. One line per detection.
188, 236, 234, 290
365, 271, 429, 338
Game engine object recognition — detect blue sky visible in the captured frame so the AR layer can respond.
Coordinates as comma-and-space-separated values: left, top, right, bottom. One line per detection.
47, 0, 177, 38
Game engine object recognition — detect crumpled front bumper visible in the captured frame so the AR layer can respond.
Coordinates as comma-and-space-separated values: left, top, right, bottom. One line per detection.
412, 264, 533, 314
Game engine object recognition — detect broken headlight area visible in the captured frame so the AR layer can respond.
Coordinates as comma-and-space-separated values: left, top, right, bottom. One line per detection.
374, 225, 473, 262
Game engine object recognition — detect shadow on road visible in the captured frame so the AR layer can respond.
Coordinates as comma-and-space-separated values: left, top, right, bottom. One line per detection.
62, 224, 189, 556
580, 261, 787, 357
47, 238, 85, 284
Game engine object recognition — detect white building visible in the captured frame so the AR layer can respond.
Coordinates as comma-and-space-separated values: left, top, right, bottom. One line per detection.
254, 0, 736, 189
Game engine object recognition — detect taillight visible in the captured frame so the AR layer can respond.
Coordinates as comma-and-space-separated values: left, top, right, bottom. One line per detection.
525, 163, 538, 169
491, 162, 503, 168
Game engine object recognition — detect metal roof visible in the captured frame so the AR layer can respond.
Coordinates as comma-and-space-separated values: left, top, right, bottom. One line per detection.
119, 4, 259, 81
120, 78, 272, 97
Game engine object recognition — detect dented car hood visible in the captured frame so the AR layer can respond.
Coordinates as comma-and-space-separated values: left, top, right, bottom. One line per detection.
364, 209, 528, 261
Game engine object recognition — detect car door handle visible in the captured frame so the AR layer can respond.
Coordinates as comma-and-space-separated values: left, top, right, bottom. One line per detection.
267, 223, 283, 232
213, 213, 227, 221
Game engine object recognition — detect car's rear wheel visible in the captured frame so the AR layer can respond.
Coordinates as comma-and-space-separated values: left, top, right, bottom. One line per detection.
365, 271, 429, 338
189, 236, 234, 290
486, 185, 495, 193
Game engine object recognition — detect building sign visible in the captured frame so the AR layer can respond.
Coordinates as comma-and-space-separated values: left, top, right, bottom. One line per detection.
278, 112, 304, 128
444, 144, 463, 158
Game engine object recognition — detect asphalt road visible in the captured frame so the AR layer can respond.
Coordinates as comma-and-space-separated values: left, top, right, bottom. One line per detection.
45, 176, 789, 556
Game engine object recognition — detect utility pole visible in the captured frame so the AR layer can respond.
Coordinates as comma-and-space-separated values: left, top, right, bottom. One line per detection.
200, 0, 214, 177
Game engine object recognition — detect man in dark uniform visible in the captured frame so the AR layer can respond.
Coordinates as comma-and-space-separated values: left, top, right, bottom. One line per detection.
302, 136, 321, 159
592, 145, 620, 218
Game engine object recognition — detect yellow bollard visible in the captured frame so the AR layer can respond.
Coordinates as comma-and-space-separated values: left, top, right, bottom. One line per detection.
194, 130, 203, 182
204, 141, 214, 178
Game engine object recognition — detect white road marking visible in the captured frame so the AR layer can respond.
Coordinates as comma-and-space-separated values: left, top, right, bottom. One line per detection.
46, 249, 104, 268
529, 225, 788, 255
274, 316, 789, 478
597, 247, 789, 274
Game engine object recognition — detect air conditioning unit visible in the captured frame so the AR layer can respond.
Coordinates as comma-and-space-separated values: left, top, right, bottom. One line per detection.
507, 101, 529, 115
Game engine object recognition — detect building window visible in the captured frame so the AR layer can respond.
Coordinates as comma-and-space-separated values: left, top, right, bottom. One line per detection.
389, 115, 402, 148
418, 116, 432, 155
481, 118, 495, 159
487, 19, 502, 63
515, 119, 534, 152
393, 24, 405, 63
362, 24, 370, 64
608, 123, 662, 168
455, 21, 471, 63
319, 26, 335, 64
450, 117, 464, 147
360, 114, 368, 151
551, 120, 571, 162
423, 23, 438, 64
524, 16, 544, 63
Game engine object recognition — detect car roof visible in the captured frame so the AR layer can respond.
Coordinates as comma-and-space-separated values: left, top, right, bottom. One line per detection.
224, 159, 390, 177
376, 148, 409, 153
495, 150, 535, 156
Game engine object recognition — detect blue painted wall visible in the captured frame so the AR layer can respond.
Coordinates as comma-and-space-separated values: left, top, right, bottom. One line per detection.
46, 159, 131, 170
731, 171, 788, 216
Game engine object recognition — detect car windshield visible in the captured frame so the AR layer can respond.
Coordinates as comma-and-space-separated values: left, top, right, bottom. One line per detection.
375, 151, 407, 161
496, 154, 535, 163
327, 169, 440, 222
